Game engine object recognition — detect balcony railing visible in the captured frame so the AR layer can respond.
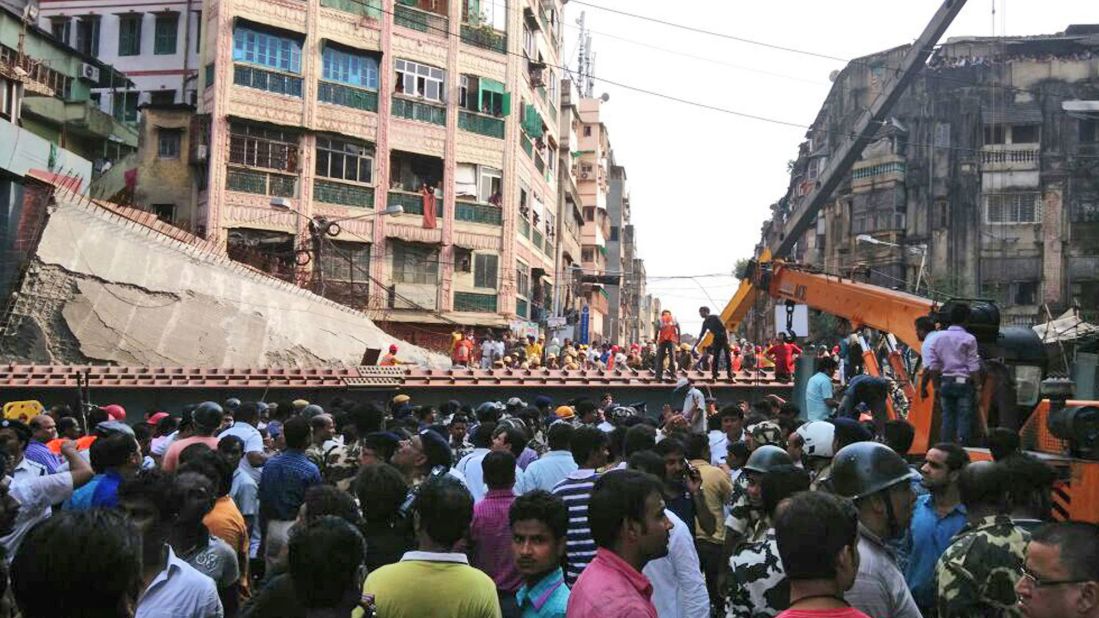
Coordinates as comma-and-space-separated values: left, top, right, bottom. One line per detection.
980, 144, 1040, 170
226, 167, 296, 197
851, 160, 906, 180
318, 82, 378, 112
458, 110, 505, 138
394, 3, 448, 35
520, 134, 533, 157
455, 200, 502, 225
391, 96, 446, 126
460, 24, 506, 53
519, 217, 530, 238
314, 180, 374, 208
534, 151, 545, 173
454, 291, 498, 313
233, 64, 303, 97
388, 190, 443, 216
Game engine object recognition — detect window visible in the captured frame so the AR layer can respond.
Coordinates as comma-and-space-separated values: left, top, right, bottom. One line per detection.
516, 261, 530, 297
1011, 281, 1038, 306
455, 247, 472, 273
322, 46, 378, 89
474, 253, 498, 289
609, 225, 619, 241
983, 125, 1006, 145
583, 126, 592, 137
521, 24, 535, 57
1011, 124, 1039, 144
233, 26, 302, 73
229, 123, 298, 171
195, 12, 201, 53
1, 79, 18, 120
583, 206, 594, 222
395, 59, 444, 102
152, 204, 175, 221
1080, 118, 1099, 144
157, 128, 182, 158
112, 91, 138, 123
393, 243, 438, 284
936, 200, 949, 228
582, 248, 594, 263
154, 13, 178, 55
150, 90, 175, 105
51, 18, 70, 45
320, 241, 370, 282
118, 14, 142, 56
478, 167, 501, 203
74, 16, 100, 55
985, 193, 1041, 224
315, 136, 373, 184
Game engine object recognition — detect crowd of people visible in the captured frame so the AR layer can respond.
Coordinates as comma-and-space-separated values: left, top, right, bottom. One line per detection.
0, 367, 1095, 618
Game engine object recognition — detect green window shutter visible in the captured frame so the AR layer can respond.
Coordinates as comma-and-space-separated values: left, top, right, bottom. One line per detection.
466, 0, 480, 22
501, 92, 511, 116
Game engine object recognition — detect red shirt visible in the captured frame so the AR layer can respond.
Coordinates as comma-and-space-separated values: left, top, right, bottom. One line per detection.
657, 316, 679, 344
767, 343, 802, 374
776, 609, 871, 618
568, 547, 657, 618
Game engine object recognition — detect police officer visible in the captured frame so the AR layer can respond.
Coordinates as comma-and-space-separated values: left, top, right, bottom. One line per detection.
830, 441, 921, 618
794, 420, 835, 491
935, 461, 1029, 617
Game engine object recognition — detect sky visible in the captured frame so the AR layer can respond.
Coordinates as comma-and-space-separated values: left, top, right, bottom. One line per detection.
558, 0, 1092, 334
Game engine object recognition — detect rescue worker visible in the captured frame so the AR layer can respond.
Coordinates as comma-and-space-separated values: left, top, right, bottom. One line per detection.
794, 420, 835, 490
935, 461, 1029, 617
380, 344, 401, 366
829, 441, 921, 618
694, 306, 733, 381
655, 310, 681, 381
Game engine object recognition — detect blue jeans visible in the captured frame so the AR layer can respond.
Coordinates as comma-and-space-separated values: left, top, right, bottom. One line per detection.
939, 380, 975, 444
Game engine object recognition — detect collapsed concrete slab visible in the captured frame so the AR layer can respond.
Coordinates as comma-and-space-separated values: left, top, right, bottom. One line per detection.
1, 194, 447, 368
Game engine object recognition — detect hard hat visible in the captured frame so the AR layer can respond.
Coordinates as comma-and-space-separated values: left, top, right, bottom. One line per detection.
796, 420, 836, 458
608, 406, 636, 425
554, 405, 575, 420
389, 344, 398, 353
743, 444, 794, 474
747, 420, 784, 447
830, 441, 916, 501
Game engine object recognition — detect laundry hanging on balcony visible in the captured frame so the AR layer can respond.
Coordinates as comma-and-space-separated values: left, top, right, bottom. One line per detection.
421, 186, 437, 229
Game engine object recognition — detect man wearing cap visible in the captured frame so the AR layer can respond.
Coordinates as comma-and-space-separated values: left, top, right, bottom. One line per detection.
25, 415, 61, 474
676, 378, 707, 435
1, 419, 94, 558
829, 442, 921, 618
163, 402, 225, 472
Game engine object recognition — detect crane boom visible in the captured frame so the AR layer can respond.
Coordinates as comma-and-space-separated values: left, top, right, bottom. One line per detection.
704, 0, 967, 345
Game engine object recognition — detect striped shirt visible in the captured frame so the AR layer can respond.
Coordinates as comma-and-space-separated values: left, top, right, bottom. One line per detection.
552, 469, 600, 585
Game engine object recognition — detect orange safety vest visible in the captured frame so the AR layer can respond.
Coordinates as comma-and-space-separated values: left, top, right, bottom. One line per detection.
658, 316, 679, 344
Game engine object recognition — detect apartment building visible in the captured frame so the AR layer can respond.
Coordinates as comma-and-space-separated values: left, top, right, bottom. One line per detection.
190, 0, 564, 349
575, 95, 611, 342
38, 0, 201, 120
744, 24, 1099, 339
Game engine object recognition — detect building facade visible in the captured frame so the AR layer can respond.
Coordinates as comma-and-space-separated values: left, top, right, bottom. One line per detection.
746, 25, 1099, 338
575, 95, 611, 342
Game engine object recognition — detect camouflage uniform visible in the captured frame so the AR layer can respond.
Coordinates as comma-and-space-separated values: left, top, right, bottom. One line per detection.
810, 461, 833, 492
306, 441, 341, 477
935, 514, 1029, 618
748, 421, 784, 448
725, 472, 767, 545
725, 529, 788, 618
324, 439, 363, 491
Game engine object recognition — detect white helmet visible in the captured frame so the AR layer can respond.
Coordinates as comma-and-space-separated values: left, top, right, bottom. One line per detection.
796, 420, 836, 458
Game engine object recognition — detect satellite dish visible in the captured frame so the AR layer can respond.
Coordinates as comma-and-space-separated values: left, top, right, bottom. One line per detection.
829, 70, 840, 82
599, 92, 610, 102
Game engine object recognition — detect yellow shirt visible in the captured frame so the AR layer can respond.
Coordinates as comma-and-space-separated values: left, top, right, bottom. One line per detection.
358, 552, 501, 618
690, 458, 734, 544
526, 343, 543, 359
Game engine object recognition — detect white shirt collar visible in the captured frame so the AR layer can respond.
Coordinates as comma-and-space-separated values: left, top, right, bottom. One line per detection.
400, 550, 469, 564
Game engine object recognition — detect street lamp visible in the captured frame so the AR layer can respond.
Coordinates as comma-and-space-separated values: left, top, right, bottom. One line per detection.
855, 234, 928, 294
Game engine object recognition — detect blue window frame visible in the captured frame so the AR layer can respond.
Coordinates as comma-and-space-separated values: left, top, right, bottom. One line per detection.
322, 47, 378, 89
232, 26, 302, 74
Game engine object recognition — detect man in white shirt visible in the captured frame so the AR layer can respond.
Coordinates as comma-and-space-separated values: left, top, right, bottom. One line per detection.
217, 402, 267, 484
1, 424, 93, 558
676, 378, 707, 434
708, 404, 745, 467
454, 424, 495, 502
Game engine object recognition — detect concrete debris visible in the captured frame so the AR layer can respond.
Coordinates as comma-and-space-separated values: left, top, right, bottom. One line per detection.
1, 198, 448, 368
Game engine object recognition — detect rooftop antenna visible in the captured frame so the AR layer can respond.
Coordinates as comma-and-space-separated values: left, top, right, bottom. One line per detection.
575, 11, 596, 98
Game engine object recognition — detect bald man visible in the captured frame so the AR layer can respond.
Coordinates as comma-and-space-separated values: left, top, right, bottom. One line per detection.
26, 416, 60, 474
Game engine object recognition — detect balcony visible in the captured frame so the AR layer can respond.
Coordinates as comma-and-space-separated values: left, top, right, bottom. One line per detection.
850, 156, 906, 190
454, 291, 498, 313
458, 110, 505, 139
233, 64, 303, 97
455, 200, 503, 225
387, 190, 442, 216
226, 168, 296, 197
391, 96, 446, 126
314, 180, 375, 208
460, 24, 506, 53
318, 82, 378, 112
980, 144, 1040, 172
394, 3, 448, 36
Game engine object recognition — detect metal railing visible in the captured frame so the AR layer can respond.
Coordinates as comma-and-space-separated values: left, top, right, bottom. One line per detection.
314, 180, 374, 208
454, 291, 498, 313
455, 200, 503, 225
233, 64, 303, 97
394, 3, 448, 35
226, 167, 296, 197
318, 82, 378, 112
458, 110, 505, 138
391, 96, 446, 126
460, 24, 506, 53
980, 145, 1040, 167
388, 190, 442, 216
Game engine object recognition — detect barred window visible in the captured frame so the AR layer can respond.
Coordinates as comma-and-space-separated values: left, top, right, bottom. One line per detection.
985, 193, 1040, 224
315, 137, 373, 184
228, 123, 298, 171
393, 243, 438, 284
320, 240, 370, 282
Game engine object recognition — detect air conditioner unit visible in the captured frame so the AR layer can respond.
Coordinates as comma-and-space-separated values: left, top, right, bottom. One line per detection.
80, 63, 100, 83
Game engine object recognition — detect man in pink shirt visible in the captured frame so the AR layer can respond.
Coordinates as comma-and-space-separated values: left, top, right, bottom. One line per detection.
162, 403, 224, 472
470, 450, 522, 614
567, 469, 672, 618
